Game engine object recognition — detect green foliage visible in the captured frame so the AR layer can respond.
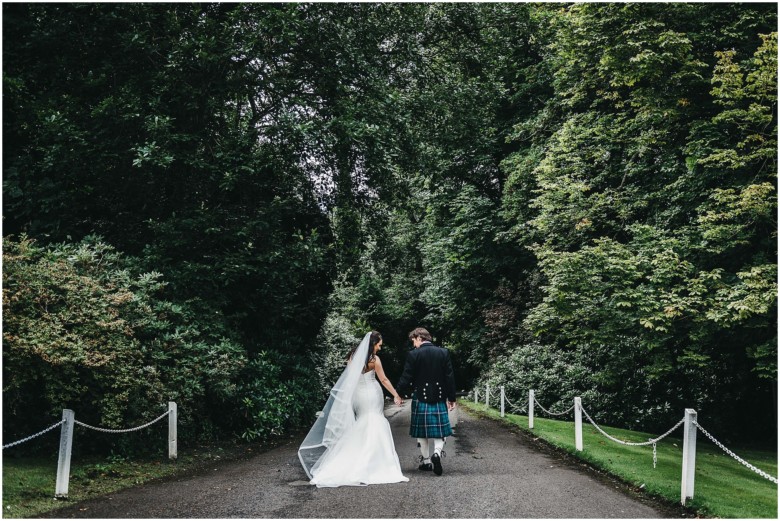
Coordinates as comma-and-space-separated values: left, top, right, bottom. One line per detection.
313, 314, 361, 396
2, 236, 247, 450
2, 3, 776, 451
492, 5, 776, 441
238, 352, 319, 442
479, 338, 680, 430
3, 3, 338, 353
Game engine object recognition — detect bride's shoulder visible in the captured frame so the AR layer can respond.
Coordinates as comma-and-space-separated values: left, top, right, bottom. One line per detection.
366, 355, 383, 371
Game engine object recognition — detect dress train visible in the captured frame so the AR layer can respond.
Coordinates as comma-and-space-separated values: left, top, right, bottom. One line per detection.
309, 370, 409, 487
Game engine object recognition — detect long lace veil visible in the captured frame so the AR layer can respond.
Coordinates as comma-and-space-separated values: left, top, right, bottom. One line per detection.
298, 332, 371, 479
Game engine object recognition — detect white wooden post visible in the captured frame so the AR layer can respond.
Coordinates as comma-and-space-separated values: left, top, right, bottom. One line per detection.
55, 409, 74, 498
500, 386, 505, 418
574, 397, 583, 451
485, 384, 490, 408
529, 389, 535, 429
168, 401, 177, 460
681, 409, 697, 505
474, 389, 478, 404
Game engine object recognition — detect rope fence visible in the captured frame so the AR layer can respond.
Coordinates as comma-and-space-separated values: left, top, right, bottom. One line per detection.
75, 410, 171, 434
534, 398, 574, 417
580, 405, 684, 447
2, 420, 65, 450
581, 404, 684, 469
502, 394, 527, 414
3, 402, 177, 498
693, 420, 778, 485
469, 383, 777, 505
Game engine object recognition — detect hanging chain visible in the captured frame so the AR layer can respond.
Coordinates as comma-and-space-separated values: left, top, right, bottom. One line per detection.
580, 405, 684, 470
580, 405, 685, 447
693, 420, 778, 484
3, 420, 66, 450
534, 398, 575, 417
470, 390, 778, 481
498, 394, 528, 414
75, 410, 170, 434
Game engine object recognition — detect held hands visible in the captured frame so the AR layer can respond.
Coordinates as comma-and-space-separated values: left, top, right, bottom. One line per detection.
447, 400, 456, 412
393, 395, 404, 406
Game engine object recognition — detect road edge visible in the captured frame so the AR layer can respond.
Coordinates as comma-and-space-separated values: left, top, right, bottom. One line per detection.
459, 402, 699, 519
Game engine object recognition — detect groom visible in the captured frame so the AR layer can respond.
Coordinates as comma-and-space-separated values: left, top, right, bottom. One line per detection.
396, 327, 456, 476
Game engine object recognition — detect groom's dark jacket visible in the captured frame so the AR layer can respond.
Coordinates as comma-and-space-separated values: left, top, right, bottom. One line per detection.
396, 342, 456, 404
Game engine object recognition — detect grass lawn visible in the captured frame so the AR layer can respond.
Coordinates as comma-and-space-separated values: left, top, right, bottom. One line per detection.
2, 443, 257, 518
461, 400, 777, 518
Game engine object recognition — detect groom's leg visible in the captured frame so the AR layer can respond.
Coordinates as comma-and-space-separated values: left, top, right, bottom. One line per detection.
417, 438, 430, 462
430, 437, 445, 475
433, 437, 445, 456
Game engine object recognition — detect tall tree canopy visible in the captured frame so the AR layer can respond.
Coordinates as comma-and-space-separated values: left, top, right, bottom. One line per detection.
3, 3, 776, 450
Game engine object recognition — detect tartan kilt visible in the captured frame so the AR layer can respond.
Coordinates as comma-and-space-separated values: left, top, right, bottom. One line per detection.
409, 397, 453, 439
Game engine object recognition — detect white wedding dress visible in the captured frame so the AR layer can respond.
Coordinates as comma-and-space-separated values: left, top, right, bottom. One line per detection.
308, 369, 409, 487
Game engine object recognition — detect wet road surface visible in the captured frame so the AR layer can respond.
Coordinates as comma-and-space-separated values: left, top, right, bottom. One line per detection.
43, 403, 674, 518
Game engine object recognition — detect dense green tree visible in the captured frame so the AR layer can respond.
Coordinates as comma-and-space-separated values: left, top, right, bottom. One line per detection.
498, 4, 776, 439
3, 4, 336, 355
3, 3, 776, 449
3, 236, 248, 450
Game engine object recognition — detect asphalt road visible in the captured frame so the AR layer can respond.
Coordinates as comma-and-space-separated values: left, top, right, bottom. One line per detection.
43, 403, 676, 518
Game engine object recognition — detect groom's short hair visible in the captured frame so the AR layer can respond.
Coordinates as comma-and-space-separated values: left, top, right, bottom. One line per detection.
409, 327, 432, 342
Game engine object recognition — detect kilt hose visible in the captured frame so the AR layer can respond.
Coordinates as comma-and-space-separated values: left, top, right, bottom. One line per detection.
409, 396, 453, 439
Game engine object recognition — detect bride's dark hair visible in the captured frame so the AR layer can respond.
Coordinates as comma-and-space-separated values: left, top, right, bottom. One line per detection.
347, 331, 382, 369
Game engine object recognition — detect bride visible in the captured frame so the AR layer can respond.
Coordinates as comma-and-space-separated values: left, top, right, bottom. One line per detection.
298, 331, 409, 487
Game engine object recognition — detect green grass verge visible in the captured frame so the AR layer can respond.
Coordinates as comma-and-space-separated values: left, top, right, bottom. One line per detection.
461, 400, 777, 519
2, 444, 255, 518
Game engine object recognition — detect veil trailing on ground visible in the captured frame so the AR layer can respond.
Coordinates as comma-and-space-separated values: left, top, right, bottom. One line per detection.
298, 332, 371, 479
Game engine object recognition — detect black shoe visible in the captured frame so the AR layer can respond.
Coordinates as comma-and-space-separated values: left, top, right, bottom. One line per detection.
418, 456, 433, 471
431, 453, 443, 476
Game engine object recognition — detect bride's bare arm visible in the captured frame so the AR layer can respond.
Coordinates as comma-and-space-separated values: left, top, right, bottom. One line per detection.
373, 357, 403, 405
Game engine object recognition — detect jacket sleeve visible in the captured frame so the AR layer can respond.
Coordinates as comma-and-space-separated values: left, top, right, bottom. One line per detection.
444, 349, 456, 402
396, 350, 415, 397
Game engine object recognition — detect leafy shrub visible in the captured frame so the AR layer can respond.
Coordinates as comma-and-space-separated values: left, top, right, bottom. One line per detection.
237, 351, 321, 442
313, 314, 363, 396
2, 235, 247, 452
478, 340, 682, 433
